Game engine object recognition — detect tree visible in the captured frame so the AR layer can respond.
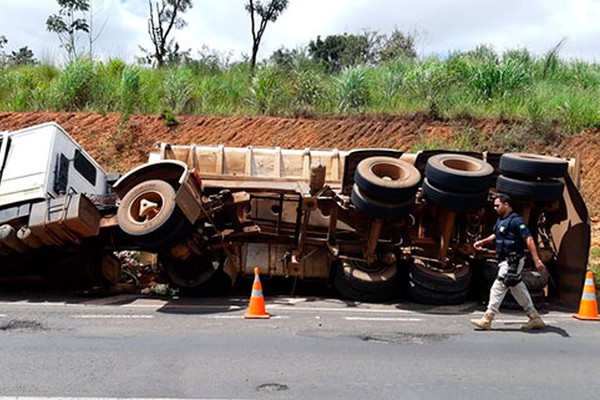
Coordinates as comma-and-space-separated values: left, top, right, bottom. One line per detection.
308, 33, 373, 73
8, 47, 37, 66
0, 35, 7, 66
46, 0, 90, 62
245, 0, 289, 70
87, 1, 109, 58
145, 0, 193, 68
378, 29, 417, 62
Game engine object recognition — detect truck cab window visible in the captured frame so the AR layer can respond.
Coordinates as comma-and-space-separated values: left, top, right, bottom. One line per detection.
74, 149, 97, 186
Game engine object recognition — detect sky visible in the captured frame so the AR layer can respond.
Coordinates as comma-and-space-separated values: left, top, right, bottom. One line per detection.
1, 0, 600, 64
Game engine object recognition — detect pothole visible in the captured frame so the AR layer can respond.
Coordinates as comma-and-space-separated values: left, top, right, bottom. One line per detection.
358, 332, 451, 345
0, 319, 47, 332
256, 383, 289, 392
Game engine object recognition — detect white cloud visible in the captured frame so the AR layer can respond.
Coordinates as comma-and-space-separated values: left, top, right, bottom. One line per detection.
1, 0, 600, 63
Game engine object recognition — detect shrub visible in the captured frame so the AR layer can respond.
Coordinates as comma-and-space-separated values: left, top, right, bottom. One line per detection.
53, 58, 98, 111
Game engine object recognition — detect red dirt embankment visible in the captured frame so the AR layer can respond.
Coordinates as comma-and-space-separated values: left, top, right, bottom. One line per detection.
0, 112, 598, 246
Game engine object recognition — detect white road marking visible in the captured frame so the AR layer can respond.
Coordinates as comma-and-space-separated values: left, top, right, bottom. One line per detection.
344, 317, 423, 322
495, 318, 557, 324
266, 305, 416, 314
71, 315, 154, 319
0, 314, 6, 318
120, 299, 169, 308
0, 397, 249, 400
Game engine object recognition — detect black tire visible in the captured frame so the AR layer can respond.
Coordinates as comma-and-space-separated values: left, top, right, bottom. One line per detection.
408, 281, 468, 305
351, 185, 413, 220
164, 255, 220, 288
501, 289, 546, 310
45, 252, 120, 288
499, 153, 568, 179
425, 154, 493, 193
479, 259, 547, 291
117, 179, 191, 248
496, 175, 564, 202
354, 156, 421, 202
179, 269, 233, 297
408, 259, 471, 293
522, 269, 549, 291
478, 260, 548, 305
160, 254, 232, 296
332, 259, 398, 302
480, 258, 499, 285
422, 178, 488, 211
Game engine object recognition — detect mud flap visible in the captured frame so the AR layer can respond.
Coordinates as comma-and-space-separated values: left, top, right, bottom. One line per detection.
550, 175, 591, 309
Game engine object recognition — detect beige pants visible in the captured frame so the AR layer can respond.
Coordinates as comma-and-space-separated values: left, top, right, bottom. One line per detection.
487, 257, 535, 314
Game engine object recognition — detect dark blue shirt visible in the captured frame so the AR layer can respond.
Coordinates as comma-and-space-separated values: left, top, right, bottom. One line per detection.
494, 212, 531, 259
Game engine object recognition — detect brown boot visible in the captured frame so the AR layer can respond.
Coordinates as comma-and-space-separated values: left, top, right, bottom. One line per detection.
470, 311, 495, 330
521, 311, 545, 331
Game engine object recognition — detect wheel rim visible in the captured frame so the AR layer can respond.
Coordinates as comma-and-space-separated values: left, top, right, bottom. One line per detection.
370, 161, 410, 183
440, 158, 483, 173
127, 190, 165, 225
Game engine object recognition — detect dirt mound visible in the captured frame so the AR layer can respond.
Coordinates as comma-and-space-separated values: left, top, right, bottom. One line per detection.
1, 111, 598, 221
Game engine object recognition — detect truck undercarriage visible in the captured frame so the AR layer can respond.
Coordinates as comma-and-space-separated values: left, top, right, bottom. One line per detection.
0, 123, 591, 309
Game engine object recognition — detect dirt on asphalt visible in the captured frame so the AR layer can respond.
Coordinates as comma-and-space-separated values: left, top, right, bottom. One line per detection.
1, 111, 598, 249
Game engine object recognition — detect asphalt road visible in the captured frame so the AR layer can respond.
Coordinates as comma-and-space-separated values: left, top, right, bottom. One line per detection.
0, 293, 598, 400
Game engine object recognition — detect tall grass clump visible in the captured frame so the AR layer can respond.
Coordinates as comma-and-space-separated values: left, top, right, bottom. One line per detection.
369, 58, 411, 112
291, 67, 326, 113
120, 65, 141, 115
1, 64, 59, 111
554, 92, 600, 134
334, 65, 370, 113
191, 63, 252, 115
51, 58, 99, 111
248, 65, 291, 115
469, 56, 533, 102
404, 59, 454, 117
161, 66, 195, 115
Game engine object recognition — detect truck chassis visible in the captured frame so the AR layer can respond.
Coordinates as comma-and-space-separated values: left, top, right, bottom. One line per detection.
0, 123, 591, 308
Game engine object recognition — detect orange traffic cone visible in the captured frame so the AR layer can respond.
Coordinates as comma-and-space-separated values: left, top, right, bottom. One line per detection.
244, 267, 270, 319
572, 270, 600, 321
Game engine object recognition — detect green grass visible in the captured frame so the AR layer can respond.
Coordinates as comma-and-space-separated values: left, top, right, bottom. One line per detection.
3, 49, 600, 142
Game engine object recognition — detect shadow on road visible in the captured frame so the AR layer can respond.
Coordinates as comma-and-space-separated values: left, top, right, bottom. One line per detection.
488, 324, 571, 337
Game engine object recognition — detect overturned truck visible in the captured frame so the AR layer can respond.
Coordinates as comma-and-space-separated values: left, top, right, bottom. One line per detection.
0, 122, 591, 308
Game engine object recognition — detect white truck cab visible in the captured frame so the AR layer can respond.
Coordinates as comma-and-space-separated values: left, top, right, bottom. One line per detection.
0, 122, 108, 208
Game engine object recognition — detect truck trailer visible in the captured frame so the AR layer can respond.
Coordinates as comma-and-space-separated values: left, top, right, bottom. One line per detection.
0, 122, 591, 308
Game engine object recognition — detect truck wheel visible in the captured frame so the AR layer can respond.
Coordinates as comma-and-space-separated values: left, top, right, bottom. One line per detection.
422, 178, 488, 211
117, 179, 190, 248
425, 154, 493, 193
480, 258, 499, 285
478, 261, 548, 301
496, 175, 564, 202
332, 259, 398, 302
501, 289, 546, 310
408, 258, 471, 293
408, 281, 468, 305
499, 153, 568, 179
351, 185, 413, 220
162, 255, 232, 296
354, 156, 421, 202
522, 269, 549, 291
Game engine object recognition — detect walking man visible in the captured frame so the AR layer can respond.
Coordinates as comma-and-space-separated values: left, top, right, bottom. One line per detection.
471, 193, 547, 330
